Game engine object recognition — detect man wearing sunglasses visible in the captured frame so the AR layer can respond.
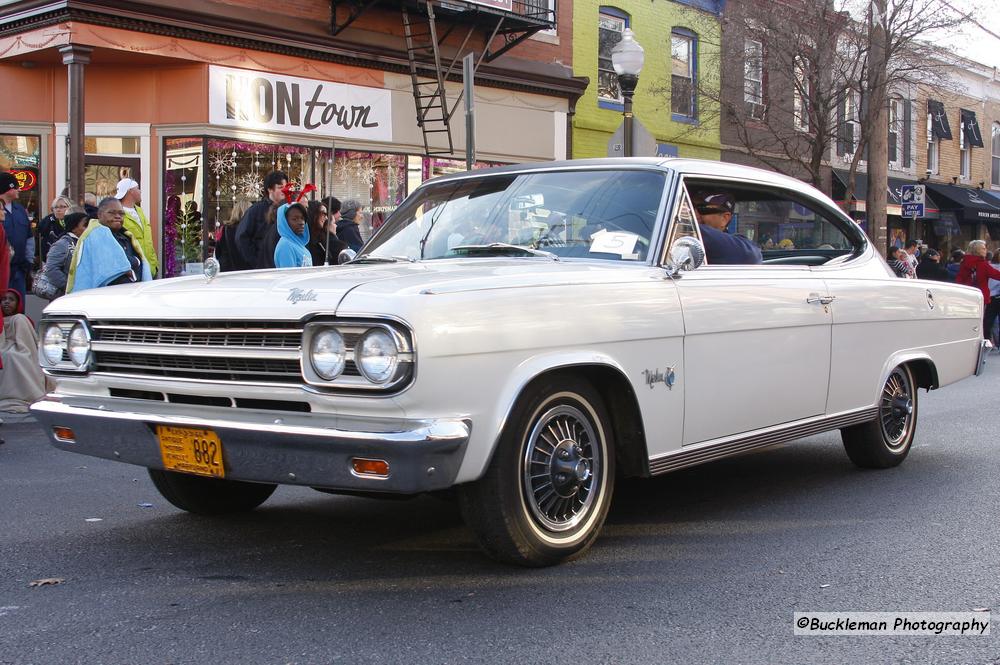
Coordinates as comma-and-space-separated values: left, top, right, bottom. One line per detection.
693, 192, 762, 265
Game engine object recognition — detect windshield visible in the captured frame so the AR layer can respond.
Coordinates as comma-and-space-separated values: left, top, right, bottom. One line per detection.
362, 169, 667, 262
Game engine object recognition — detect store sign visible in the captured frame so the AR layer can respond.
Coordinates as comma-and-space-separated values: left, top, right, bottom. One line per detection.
209, 66, 392, 142
10, 169, 37, 191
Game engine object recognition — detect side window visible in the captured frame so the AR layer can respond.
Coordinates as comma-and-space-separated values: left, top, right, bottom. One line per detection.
662, 186, 703, 264
680, 179, 861, 267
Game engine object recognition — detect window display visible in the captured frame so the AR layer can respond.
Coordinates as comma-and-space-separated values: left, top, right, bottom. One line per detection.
0, 134, 41, 224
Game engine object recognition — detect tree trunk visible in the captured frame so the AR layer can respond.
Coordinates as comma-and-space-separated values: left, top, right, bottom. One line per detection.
866, 0, 889, 256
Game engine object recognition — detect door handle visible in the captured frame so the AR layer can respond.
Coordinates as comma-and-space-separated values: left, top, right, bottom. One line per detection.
806, 294, 836, 305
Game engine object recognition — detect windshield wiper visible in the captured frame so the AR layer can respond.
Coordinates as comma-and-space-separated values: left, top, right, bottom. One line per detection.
347, 254, 411, 264
449, 243, 559, 261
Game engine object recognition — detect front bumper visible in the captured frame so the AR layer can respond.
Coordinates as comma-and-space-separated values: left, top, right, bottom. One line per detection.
31, 396, 470, 494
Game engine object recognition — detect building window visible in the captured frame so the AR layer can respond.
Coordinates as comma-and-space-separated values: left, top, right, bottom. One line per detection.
598, 9, 628, 103
792, 56, 810, 132
992, 123, 1000, 186
959, 122, 970, 180
887, 99, 900, 165
671, 29, 696, 119
744, 38, 764, 119
926, 130, 939, 175
838, 93, 859, 158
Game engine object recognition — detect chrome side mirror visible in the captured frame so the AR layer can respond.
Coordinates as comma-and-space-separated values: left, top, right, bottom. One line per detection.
338, 248, 357, 265
664, 236, 705, 277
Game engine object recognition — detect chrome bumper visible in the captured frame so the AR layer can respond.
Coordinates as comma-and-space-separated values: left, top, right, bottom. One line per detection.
31, 396, 470, 494
977, 338, 993, 376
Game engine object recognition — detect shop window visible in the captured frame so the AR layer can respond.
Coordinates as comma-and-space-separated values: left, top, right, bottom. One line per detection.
671, 29, 697, 120
992, 123, 1000, 187
598, 8, 628, 104
0, 134, 41, 224
162, 137, 333, 277
332, 150, 408, 241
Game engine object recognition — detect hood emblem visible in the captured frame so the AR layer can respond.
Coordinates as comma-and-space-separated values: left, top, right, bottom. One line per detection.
288, 288, 318, 304
643, 366, 676, 390
203, 257, 220, 282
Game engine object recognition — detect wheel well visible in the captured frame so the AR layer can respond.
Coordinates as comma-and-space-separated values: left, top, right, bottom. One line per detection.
905, 358, 939, 391
522, 366, 650, 478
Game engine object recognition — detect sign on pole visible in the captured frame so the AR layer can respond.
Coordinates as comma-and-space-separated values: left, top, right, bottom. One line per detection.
900, 184, 925, 218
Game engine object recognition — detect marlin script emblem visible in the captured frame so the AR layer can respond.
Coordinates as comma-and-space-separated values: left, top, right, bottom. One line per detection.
287, 288, 318, 304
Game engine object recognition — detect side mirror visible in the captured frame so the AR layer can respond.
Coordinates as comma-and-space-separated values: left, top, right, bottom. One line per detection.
338, 248, 357, 265
664, 236, 705, 277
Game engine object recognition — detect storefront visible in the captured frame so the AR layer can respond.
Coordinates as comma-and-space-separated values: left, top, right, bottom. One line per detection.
923, 182, 1000, 255
1, 2, 582, 276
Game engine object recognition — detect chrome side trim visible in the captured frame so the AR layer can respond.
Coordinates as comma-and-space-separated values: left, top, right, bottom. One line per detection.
648, 407, 879, 476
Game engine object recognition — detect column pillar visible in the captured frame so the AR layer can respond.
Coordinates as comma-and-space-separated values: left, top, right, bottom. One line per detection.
58, 44, 93, 207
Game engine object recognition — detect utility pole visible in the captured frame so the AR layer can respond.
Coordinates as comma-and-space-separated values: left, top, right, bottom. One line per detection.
865, 0, 889, 255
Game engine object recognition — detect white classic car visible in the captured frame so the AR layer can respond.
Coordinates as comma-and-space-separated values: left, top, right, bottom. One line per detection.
32, 158, 989, 566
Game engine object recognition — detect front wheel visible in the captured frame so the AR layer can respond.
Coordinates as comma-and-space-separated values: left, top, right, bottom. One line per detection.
841, 365, 918, 468
458, 377, 615, 567
148, 469, 277, 514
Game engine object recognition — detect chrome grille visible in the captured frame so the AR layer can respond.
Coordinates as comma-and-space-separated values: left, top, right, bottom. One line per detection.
90, 320, 306, 384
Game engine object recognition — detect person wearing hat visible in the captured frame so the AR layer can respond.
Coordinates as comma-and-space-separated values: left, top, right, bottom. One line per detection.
692, 191, 762, 265
915, 248, 950, 282
115, 177, 158, 277
0, 172, 33, 297
336, 199, 364, 253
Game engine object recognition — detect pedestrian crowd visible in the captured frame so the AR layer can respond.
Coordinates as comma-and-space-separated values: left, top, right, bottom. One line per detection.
0, 169, 365, 419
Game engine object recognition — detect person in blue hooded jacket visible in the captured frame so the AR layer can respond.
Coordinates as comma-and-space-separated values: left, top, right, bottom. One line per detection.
273, 202, 312, 269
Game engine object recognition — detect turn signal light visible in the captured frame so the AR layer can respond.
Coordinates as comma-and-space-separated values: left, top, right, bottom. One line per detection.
53, 426, 76, 443
351, 458, 389, 477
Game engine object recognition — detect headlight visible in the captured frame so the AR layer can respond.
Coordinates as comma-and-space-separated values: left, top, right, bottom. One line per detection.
67, 324, 91, 367
356, 328, 398, 384
310, 328, 346, 379
42, 324, 65, 365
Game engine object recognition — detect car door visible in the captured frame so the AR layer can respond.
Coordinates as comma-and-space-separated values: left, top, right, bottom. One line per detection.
668, 180, 834, 446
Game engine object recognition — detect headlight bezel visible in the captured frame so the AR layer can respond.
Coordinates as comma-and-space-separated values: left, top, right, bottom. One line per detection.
39, 317, 92, 373
301, 319, 414, 393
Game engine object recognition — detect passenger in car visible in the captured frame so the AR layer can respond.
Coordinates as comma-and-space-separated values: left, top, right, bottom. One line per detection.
692, 192, 762, 265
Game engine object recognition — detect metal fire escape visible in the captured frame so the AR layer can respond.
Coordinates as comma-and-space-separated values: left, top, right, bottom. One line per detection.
330, 0, 557, 157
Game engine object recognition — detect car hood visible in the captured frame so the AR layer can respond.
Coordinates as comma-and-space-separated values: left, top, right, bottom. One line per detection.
44, 260, 652, 320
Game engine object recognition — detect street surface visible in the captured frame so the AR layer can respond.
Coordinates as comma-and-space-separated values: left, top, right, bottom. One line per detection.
3, 356, 1000, 664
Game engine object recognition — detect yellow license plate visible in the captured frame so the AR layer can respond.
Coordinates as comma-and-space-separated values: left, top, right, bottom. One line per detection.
157, 426, 225, 478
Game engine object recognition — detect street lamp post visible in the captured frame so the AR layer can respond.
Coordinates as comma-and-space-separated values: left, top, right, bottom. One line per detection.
610, 28, 644, 157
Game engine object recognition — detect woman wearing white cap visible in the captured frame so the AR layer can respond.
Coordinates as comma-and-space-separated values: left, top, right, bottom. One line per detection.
115, 177, 159, 277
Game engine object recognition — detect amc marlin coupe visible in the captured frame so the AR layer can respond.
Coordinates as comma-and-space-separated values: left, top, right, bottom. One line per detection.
32, 158, 989, 566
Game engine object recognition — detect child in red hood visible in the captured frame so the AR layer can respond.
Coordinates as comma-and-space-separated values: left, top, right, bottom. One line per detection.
956, 239, 1000, 337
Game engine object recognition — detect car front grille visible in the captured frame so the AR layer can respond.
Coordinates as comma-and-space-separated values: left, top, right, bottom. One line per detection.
90, 320, 306, 384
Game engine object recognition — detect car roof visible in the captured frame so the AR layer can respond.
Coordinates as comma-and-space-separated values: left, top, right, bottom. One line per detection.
429, 157, 824, 199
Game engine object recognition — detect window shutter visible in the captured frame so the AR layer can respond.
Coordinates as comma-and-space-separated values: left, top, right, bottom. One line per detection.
902, 99, 912, 168
836, 95, 847, 156
860, 94, 869, 161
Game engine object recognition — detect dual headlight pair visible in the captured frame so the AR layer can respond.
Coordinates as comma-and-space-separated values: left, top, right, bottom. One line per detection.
41, 320, 91, 371
305, 322, 413, 390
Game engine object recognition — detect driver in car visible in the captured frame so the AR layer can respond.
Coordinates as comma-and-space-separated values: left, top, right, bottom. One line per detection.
693, 192, 762, 265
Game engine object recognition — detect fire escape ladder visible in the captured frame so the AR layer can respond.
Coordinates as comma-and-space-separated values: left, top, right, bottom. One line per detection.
402, 3, 455, 157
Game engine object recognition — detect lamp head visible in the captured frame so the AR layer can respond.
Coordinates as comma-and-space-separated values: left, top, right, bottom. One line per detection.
611, 28, 645, 77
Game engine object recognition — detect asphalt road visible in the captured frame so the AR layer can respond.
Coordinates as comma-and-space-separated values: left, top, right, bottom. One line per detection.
3, 357, 1000, 665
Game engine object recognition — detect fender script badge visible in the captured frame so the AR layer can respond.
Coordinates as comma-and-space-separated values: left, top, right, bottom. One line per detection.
643, 367, 676, 390
288, 288, 318, 304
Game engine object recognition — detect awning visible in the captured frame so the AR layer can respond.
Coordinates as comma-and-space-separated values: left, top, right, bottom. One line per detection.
832, 169, 940, 219
960, 109, 985, 148
924, 182, 1000, 222
928, 100, 952, 140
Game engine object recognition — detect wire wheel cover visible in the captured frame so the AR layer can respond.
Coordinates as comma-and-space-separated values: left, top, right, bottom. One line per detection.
522, 404, 602, 533
879, 368, 914, 450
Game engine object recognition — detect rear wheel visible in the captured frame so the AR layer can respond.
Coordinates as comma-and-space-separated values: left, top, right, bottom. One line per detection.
841, 365, 918, 468
148, 469, 276, 514
458, 377, 615, 567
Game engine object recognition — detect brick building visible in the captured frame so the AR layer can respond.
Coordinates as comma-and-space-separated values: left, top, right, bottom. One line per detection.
0, 0, 585, 275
